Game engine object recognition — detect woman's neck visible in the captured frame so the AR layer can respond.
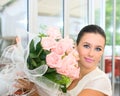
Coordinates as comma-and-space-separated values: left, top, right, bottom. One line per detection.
67, 65, 97, 90
79, 65, 97, 79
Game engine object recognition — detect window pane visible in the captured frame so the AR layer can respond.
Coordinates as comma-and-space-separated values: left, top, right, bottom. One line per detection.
69, 0, 87, 40
37, 0, 63, 33
0, 0, 28, 56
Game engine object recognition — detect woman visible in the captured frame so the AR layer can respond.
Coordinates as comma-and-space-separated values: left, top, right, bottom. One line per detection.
15, 24, 112, 96
67, 24, 112, 96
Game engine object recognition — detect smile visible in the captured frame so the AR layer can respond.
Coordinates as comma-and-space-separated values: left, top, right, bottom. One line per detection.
85, 57, 94, 63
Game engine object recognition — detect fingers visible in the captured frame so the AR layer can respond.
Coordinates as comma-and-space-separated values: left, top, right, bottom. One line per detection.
17, 79, 29, 87
14, 78, 34, 90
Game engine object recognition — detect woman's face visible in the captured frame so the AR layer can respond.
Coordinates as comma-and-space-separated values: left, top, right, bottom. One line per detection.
77, 33, 105, 69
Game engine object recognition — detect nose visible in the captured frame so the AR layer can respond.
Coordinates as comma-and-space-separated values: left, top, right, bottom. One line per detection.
88, 49, 94, 57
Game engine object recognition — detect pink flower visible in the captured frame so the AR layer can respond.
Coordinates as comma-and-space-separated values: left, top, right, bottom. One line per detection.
46, 52, 62, 68
60, 37, 74, 53
51, 37, 74, 55
51, 41, 66, 55
46, 27, 62, 39
69, 49, 80, 61
56, 53, 80, 80
41, 37, 57, 50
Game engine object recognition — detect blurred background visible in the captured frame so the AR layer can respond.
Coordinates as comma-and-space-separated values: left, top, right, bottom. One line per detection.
0, 0, 119, 96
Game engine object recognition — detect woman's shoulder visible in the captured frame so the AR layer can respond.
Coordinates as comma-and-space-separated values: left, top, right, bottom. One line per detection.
86, 67, 109, 80
67, 67, 112, 96
84, 67, 112, 96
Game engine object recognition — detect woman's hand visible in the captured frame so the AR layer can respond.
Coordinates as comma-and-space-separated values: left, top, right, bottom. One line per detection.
14, 78, 39, 96
14, 78, 34, 91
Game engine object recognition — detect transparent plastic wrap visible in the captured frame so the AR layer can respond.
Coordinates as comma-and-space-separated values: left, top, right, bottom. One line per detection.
0, 35, 69, 96
0, 37, 26, 96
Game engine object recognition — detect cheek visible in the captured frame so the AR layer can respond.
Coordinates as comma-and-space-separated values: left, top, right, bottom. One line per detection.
77, 47, 87, 57
95, 53, 103, 62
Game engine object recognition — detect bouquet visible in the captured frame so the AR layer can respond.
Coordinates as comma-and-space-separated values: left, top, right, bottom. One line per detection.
0, 27, 80, 96
25, 27, 80, 95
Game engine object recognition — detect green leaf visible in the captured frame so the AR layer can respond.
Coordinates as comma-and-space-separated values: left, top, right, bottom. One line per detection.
46, 67, 56, 73
38, 33, 47, 38
29, 40, 36, 53
43, 72, 70, 93
29, 53, 38, 58
36, 41, 43, 56
60, 84, 67, 93
27, 57, 37, 70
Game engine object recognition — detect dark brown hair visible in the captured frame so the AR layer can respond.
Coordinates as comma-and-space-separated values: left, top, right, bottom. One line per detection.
76, 24, 106, 45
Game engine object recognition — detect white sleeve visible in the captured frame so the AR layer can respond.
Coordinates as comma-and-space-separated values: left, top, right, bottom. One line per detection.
0, 78, 9, 96
84, 76, 112, 96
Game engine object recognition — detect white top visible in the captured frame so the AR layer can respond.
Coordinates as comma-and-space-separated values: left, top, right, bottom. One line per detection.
0, 67, 112, 96
67, 67, 112, 96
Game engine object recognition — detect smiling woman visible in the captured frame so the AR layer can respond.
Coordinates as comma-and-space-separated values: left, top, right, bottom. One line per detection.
14, 24, 112, 96
67, 25, 112, 96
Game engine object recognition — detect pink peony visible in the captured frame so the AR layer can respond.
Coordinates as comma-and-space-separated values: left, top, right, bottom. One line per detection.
46, 27, 62, 39
51, 37, 74, 55
51, 41, 66, 55
56, 53, 80, 80
41, 37, 57, 50
46, 52, 62, 68
69, 49, 80, 61
59, 37, 74, 53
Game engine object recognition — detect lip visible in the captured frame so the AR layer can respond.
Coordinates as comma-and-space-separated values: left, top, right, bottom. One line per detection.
85, 57, 94, 63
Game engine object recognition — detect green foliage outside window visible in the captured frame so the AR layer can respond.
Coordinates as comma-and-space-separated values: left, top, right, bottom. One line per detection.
106, 0, 120, 45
